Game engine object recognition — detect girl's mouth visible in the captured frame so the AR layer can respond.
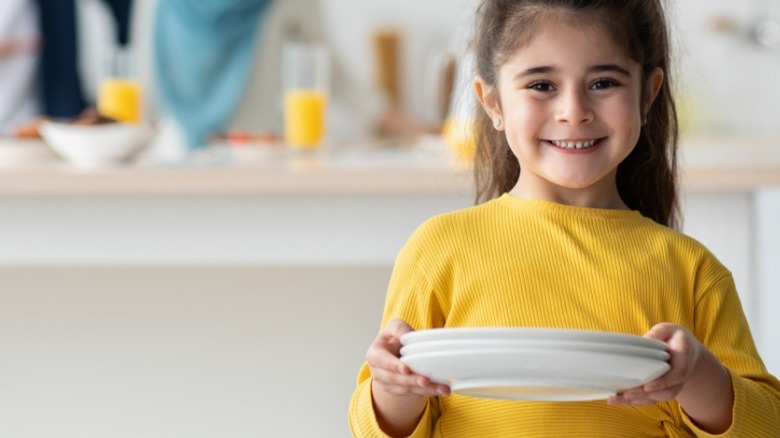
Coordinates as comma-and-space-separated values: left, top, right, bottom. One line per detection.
546, 138, 605, 150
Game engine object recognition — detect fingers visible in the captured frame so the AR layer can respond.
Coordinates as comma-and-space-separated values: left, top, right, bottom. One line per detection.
365, 341, 404, 372
372, 319, 415, 355
647, 326, 701, 392
385, 318, 416, 338
367, 319, 415, 361
609, 382, 684, 406
372, 366, 449, 396
643, 323, 686, 387
366, 319, 451, 398
643, 321, 687, 346
644, 384, 684, 402
611, 323, 705, 408
368, 320, 415, 365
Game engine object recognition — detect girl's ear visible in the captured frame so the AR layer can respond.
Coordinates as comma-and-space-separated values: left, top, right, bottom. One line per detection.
645, 67, 664, 114
474, 75, 503, 130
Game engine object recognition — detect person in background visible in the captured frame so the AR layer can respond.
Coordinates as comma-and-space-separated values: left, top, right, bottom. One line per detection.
137, 0, 422, 154
7, 0, 134, 138
349, 0, 780, 436
0, 0, 40, 135
37, 0, 133, 119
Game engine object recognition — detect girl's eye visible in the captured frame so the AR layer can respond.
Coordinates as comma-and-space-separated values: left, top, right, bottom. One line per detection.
528, 81, 555, 92
590, 79, 620, 90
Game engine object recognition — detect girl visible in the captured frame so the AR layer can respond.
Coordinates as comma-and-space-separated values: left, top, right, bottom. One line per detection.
349, 0, 780, 437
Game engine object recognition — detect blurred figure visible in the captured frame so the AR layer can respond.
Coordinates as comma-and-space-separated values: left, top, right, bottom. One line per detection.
152, 0, 275, 148
0, 0, 40, 134
138, 0, 423, 154
37, 0, 134, 118
7, 0, 135, 138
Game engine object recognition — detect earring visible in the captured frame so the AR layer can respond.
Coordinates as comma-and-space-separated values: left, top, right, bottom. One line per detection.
493, 117, 503, 129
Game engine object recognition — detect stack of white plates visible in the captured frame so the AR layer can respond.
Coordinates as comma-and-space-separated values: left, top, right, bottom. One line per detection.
400, 328, 670, 402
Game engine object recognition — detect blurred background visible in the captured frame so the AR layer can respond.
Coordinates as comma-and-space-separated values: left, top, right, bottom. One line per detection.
73, 0, 780, 136
1, 0, 779, 437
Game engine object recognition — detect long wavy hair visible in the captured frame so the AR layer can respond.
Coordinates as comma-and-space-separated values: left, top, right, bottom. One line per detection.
471, 0, 680, 228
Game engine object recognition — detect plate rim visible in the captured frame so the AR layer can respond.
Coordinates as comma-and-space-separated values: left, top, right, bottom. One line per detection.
399, 338, 670, 361
401, 327, 668, 350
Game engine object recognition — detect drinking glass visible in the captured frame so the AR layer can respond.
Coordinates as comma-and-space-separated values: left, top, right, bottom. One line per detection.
282, 43, 330, 150
97, 46, 142, 124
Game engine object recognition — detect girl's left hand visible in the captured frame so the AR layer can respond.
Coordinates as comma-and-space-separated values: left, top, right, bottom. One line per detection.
608, 323, 704, 406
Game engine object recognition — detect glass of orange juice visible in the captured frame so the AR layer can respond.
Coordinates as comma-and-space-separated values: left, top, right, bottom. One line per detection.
97, 47, 142, 124
283, 43, 329, 150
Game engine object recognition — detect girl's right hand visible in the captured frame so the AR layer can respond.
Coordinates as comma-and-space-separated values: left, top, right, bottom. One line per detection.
366, 318, 450, 397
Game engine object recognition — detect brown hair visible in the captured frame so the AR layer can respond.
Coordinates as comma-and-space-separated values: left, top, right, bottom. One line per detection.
472, 0, 680, 228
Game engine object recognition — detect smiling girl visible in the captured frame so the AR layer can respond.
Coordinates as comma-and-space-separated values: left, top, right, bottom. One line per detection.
349, 1, 780, 437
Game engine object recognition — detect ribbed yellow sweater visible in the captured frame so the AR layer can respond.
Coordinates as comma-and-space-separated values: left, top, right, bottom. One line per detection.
349, 194, 780, 437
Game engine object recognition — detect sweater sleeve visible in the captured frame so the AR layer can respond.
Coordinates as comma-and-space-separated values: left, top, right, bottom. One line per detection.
349, 364, 438, 438
681, 272, 780, 435
347, 223, 447, 437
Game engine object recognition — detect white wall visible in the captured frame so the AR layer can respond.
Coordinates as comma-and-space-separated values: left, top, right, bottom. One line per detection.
670, 0, 780, 136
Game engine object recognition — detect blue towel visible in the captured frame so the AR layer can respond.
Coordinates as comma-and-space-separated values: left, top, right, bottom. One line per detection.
153, 0, 271, 148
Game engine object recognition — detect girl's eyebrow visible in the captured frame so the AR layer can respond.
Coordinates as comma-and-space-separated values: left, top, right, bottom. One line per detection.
590, 64, 632, 77
514, 64, 632, 80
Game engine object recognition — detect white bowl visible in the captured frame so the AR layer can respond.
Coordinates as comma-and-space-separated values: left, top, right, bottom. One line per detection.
40, 121, 153, 168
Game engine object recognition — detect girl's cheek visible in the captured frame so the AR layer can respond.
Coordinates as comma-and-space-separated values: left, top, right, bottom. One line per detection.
517, 104, 547, 126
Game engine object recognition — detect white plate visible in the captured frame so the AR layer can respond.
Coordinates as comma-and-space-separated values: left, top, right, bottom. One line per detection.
400, 339, 669, 361
451, 378, 618, 401
400, 348, 670, 394
401, 327, 667, 351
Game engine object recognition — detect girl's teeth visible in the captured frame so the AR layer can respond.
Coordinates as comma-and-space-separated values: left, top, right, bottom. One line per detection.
551, 139, 598, 149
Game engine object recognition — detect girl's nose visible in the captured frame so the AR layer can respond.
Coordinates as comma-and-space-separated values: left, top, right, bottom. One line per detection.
555, 89, 594, 125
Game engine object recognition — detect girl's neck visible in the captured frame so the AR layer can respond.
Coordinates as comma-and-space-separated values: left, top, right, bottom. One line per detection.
509, 174, 629, 210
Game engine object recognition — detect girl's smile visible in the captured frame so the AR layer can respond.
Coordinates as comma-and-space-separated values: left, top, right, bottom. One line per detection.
544, 137, 604, 152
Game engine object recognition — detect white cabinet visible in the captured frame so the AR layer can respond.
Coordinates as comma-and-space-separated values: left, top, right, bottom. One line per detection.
756, 189, 780, 373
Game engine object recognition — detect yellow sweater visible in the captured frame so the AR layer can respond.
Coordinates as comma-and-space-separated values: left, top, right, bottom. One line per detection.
349, 194, 780, 437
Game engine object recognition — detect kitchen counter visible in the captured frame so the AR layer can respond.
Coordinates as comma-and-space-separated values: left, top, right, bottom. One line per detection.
1, 135, 779, 195
678, 136, 780, 191
0, 134, 777, 271
0, 137, 468, 195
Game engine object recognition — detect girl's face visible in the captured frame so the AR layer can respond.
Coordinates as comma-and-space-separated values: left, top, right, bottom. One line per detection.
477, 15, 663, 209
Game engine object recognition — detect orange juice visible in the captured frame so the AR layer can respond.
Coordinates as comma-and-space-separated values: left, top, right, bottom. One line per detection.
98, 78, 142, 123
284, 90, 327, 149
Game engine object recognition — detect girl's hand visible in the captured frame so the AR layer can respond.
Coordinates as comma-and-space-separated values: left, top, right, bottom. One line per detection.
608, 323, 704, 406
367, 319, 449, 437
366, 319, 450, 398
608, 323, 733, 433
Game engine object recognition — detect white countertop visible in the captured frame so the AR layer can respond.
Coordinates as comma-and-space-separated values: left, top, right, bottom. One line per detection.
1, 135, 779, 195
